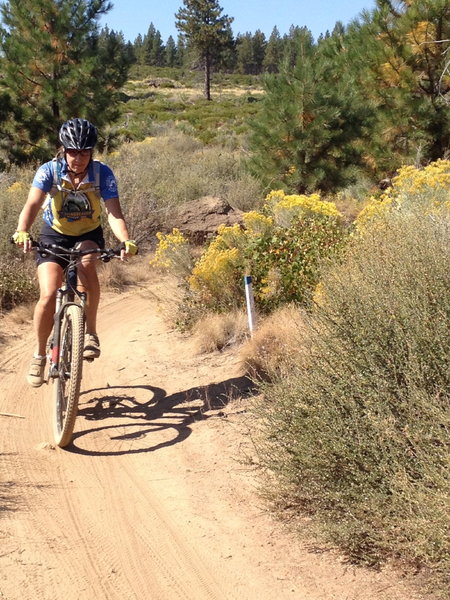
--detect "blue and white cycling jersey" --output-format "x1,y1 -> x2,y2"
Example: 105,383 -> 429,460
32,159 -> 119,236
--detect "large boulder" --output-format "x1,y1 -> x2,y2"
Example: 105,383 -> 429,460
170,196 -> 243,244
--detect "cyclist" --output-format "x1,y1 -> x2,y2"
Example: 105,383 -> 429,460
12,118 -> 138,387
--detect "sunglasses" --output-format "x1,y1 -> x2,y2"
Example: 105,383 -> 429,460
66,149 -> 92,157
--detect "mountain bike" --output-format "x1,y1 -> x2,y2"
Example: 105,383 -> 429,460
33,242 -> 121,448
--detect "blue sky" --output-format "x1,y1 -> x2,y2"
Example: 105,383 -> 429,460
100,0 -> 376,43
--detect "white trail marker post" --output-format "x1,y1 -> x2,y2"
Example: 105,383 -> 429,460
244,275 -> 257,335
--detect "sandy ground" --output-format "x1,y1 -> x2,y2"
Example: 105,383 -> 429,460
0,282 -> 425,600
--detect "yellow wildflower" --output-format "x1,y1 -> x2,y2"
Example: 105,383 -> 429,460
266,191 -> 341,227
243,211 -> 273,236
355,160 -> 450,233
150,229 -> 192,278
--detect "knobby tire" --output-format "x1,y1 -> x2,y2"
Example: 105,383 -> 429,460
53,304 -> 84,448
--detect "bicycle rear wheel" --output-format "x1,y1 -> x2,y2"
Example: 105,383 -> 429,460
53,303 -> 84,448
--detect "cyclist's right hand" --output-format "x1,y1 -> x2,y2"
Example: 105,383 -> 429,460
12,231 -> 33,252
120,239 -> 138,258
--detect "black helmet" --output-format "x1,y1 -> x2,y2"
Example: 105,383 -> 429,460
59,118 -> 98,150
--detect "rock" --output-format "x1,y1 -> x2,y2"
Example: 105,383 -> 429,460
170,196 -> 243,244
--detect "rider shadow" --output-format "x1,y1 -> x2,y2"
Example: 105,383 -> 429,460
70,375 -> 256,456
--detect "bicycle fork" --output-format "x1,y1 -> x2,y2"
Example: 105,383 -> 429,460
48,269 -> 86,379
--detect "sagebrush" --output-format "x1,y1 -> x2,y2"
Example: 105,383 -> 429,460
252,212 -> 450,596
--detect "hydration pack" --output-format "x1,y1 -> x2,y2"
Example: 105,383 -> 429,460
50,158 -> 101,198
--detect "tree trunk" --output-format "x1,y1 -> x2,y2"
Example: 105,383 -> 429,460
52,98 -> 61,121
204,51 -> 211,101
52,66 -> 61,121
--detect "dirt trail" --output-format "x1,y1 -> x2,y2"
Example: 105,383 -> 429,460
0,284 -> 424,600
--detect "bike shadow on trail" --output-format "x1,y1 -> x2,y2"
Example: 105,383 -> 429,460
70,375 -> 257,456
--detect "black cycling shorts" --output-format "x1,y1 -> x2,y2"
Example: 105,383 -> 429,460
36,223 -> 105,269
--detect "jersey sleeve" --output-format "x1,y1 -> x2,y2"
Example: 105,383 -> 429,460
99,163 -> 119,200
31,162 -> 54,193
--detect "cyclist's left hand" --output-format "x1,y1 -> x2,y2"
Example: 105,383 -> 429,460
120,239 -> 138,260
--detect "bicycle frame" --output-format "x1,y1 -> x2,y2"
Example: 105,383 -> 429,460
33,242 -> 120,379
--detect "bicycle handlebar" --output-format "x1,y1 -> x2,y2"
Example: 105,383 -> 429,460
31,241 -> 122,262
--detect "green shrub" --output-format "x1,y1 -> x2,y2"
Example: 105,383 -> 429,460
253,212 -> 450,595
0,167 -> 40,310
247,213 -> 347,311
247,191 -> 348,312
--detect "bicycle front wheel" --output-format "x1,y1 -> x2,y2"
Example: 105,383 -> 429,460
53,304 -> 84,448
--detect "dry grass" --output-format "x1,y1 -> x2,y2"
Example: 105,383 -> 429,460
239,304 -> 311,380
106,128 -> 262,240
98,253 -> 152,292
7,303 -> 34,324
143,269 -> 191,327
125,80 -> 264,99
192,310 -> 248,353
0,302 -> 34,350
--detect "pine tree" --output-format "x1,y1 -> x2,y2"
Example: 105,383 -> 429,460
175,0 -> 234,100
150,30 -> 165,66
133,34 -> 145,64
214,23 -> 235,72
263,26 -> 283,73
176,34 -> 186,67
248,29 -> 372,194
165,36 -> 177,68
0,0 -> 130,163
125,41 -> 136,65
361,0 -> 450,163
282,26 -> 313,69
236,33 -> 254,74
94,28 -> 133,97
237,31 -> 266,75
143,23 -> 157,65
252,30 -> 266,75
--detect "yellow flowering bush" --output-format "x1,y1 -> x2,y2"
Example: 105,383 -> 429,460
355,197 -> 394,232
356,159 -> 450,232
188,238 -> 245,311
265,190 -> 342,227
264,189 -> 285,205
150,228 -> 193,279
188,224 -> 246,309
154,191 -> 347,318
210,223 -> 247,251
242,211 -> 273,236
189,247 -> 240,297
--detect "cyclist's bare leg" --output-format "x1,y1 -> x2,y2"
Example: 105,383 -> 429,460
35,262 -> 64,356
76,240 -> 100,335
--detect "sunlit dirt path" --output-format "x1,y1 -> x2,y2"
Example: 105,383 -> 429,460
0,285 -> 423,600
